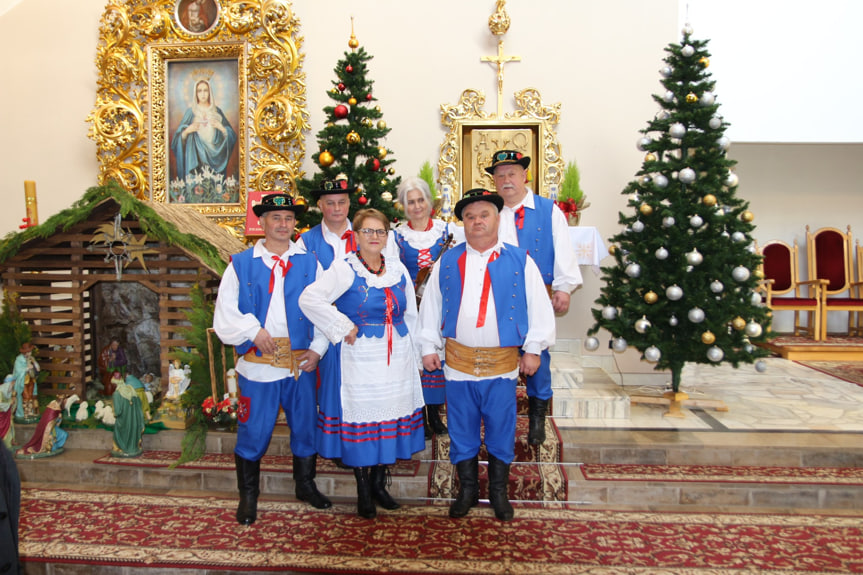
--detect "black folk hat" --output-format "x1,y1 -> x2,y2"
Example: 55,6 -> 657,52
252,193 -> 306,217
312,177 -> 357,199
454,188 -> 504,221
484,149 -> 531,175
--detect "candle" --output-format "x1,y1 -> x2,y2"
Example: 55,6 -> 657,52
226,368 -> 238,396
24,181 -> 39,226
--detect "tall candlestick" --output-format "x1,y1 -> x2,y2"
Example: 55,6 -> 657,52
24,181 -> 39,226
226,368 -> 238,397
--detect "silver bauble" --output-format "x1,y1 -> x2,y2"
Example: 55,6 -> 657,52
681,45 -> 695,57
731,231 -> 746,243
688,307 -> 705,323
625,263 -> 641,278
707,346 -> 724,362
666,285 -> 684,301
663,216 -> 676,228
744,343 -> 755,354
601,306 -> 618,320
660,66 -> 672,78
709,116 -> 722,130
732,266 -> 751,282
663,91 -> 675,103
686,249 -> 703,265
710,280 -> 724,293
635,317 -> 651,334
641,175 -> 652,185
679,167 -> 696,184
725,171 -> 739,186
683,23 -> 694,35
745,321 -> 763,338
612,337 -> 628,352
653,174 -> 669,188
700,91 -> 716,106
750,291 -> 763,306
669,123 -> 686,138
584,337 -> 600,352
755,360 -> 768,373
689,215 -> 704,228
637,137 -> 652,151
631,220 -> 645,233
717,136 -> 731,150
655,246 -> 669,260
644,346 -> 661,362
669,314 -> 679,326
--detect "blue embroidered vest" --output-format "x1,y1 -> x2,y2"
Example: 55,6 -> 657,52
300,225 -> 338,270
516,195 -> 555,285
395,225 -> 450,283
438,243 -> 529,347
231,248 -> 316,354
334,270 -> 410,338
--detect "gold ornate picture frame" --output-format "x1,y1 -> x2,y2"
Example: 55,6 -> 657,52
88,0 -> 309,237
437,88 -> 565,220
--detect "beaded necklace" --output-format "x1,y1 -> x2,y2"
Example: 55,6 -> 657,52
357,252 -> 385,276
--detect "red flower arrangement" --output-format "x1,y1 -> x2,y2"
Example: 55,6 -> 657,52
201,396 -> 236,427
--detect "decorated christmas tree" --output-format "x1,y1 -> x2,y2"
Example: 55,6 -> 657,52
297,22 -> 402,230
585,24 -> 770,393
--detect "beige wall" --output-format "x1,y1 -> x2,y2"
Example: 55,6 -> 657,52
1,0 -> 861,341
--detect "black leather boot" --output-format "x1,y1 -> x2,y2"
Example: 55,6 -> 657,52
527,397 -> 549,445
423,407 -> 433,440
370,465 -> 400,510
293,454 -> 332,509
487,454 -> 514,521
234,453 -> 260,525
353,466 -> 376,519
449,456 -> 479,518
426,404 -> 448,435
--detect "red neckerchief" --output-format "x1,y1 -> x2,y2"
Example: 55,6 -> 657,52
269,255 -> 292,293
459,249 -> 499,328
341,229 -> 357,253
408,218 -> 433,231
514,206 -> 525,230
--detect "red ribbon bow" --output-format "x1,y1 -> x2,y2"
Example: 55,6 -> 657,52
269,255 -> 292,293
342,229 -> 357,253
514,206 -> 525,230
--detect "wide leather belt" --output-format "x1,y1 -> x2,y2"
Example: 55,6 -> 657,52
242,338 -> 304,373
445,338 -> 519,378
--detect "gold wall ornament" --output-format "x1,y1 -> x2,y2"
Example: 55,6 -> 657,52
87,0 -> 309,238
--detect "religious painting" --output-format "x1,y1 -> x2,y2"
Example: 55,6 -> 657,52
175,0 -> 219,35
165,57 -> 241,205
464,127 -> 535,191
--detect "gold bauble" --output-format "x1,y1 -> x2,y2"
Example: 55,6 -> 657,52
701,331 -> 716,344
318,150 -> 334,167
699,57 -> 710,68
349,37 -> 359,49
346,131 -> 361,145
639,203 -> 654,216
731,317 -> 746,330
686,92 -> 698,103
644,291 -> 659,304
741,210 -> 754,222
381,191 -> 393,202
378,146 -> 388,159
702,194 -> 717,206
388,167 -> 395,175
377,120 -> 387,130
608,244 -> 617,254
375,105 -> 382,113
644,153 -> 656,163
363,118 -> 373,127
294,196 -> 306,205
348,97 -> 357,106
330,88 -> 339,95
381,178 -> 388,186
755,268 -> 764,279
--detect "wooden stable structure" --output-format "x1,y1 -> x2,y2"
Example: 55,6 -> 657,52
0,185 -> 246,398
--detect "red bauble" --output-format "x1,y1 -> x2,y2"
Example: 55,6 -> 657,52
334,105 -> 349,119
358,195 -> 368,205
366,93 -> 373,101
337,83 -> 345,91
367,158 -> 380,171
345,65 -> 354,73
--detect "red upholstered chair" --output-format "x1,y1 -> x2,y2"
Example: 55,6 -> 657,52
759,239 -> 825,340
805,225 -> 863,338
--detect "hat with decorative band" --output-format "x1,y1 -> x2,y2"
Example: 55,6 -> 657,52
252,193 -> 306,217
312,177 -> 358,198
484,149 -> 531,174
454,188 -> 504,221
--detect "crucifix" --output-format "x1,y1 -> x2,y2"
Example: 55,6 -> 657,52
481,0 -> 520,118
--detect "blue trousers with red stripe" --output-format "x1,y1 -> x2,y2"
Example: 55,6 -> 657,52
234,371 -> 318,461
445,375 -> 517,465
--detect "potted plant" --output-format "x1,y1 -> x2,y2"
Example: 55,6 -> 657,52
556,160 -> 589,226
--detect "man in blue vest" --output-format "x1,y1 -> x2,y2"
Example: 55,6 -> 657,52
487,150 -> 583,445
298,178 -> 357,270
214,193 -> 332,525
418,188 -> 555,521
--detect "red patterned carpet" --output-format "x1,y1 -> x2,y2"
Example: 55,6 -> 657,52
92,450 -> 420,476
20,488 -> 863,573
581,463 -> 863,485
797,360 -> 863,388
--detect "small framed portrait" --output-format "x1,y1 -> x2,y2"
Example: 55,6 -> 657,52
175,0 -> 219,35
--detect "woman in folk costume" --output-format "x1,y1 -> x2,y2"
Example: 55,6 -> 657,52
299,208 -> 425,519
392,177 -> 451,440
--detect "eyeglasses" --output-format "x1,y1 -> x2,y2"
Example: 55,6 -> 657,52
357,228 -> 387,237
